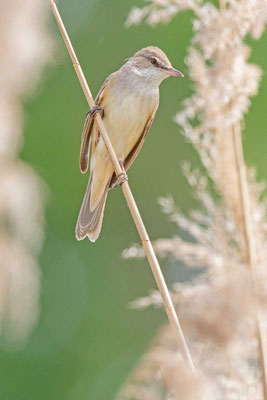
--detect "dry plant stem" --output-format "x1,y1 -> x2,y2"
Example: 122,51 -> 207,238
48,0 -> 195,372
232,123 -> 267,398
218,3 -> 266,396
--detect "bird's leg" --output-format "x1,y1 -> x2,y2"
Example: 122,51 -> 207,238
86,105 -> 104,119
111,161 -> 128,188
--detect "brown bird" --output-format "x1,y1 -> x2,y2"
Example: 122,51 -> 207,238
76,46 -> 183,242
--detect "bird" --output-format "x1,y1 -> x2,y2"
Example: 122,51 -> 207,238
76,46 -> 184,242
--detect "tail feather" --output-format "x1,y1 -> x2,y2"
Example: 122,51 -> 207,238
76,174 -> 110,242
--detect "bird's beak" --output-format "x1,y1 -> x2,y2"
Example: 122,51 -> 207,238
167,68 -> 184,77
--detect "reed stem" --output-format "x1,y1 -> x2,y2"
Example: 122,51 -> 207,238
219,0 -> 267,391
232,123 -> 267,399
48,0 -> 195,372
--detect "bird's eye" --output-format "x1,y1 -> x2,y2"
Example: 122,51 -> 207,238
151,58 -> 158,66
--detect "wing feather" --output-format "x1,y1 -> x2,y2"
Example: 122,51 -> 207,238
124,114 -> 155,172
109,111 -> 157,188
79,72 -> 117,173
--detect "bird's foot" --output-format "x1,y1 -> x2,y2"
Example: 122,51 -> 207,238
111,162 -> 128,188
111,172 -> 128,188
86,105 -> 104,119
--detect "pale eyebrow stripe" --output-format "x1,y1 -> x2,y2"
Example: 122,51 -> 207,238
136,52 -> 168,69
143,54 -> 165,65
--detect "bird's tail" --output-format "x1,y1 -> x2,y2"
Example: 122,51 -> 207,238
75,174 -> 110,242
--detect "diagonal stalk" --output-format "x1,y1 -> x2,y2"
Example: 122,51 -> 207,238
232,123 -> 267,399
48,0 -> 195,372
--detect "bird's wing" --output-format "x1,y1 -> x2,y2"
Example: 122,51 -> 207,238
109,110 -> 157,188
79,115 -> 94,173
79,72 -> 117,173
124,112 -> 156,172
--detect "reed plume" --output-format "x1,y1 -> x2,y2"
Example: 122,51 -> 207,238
0,0 -> 52,345
118,0 -> 267,398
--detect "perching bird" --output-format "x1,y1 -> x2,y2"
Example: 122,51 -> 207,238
76,46 -> 183,242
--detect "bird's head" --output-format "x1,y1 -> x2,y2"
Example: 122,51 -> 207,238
125,46 -> 184,86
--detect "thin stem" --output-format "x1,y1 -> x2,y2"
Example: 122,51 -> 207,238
48,0 -> 195,372
232,123 -> 267,399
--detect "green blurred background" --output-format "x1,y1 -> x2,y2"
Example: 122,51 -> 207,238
0,0 -> 266,399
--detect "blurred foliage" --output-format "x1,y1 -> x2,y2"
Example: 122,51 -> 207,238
0,0 -> 266,399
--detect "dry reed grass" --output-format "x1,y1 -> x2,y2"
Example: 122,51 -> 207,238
118,0 -> 267,398
0,0 -> 52,345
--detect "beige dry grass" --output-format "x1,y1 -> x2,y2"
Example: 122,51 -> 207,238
119,0 -> 267,398
0,0 -> 52,345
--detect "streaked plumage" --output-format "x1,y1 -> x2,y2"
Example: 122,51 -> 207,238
76,46 -> 183,241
